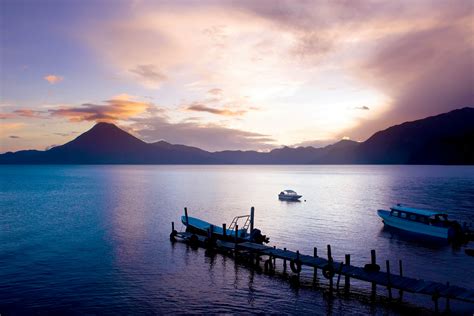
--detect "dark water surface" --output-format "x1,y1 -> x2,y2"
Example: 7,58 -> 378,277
1,165 -> 473,315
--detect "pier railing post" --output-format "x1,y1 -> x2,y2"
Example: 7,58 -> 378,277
344,254 -> 350,293
386,260 -> 392,300
370,249 -> 376,298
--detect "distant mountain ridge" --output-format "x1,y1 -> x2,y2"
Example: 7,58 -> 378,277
1,107 -> 473,164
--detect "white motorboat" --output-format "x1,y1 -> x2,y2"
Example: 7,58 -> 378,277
278,190 -> 302,201
377,204 -> 462,240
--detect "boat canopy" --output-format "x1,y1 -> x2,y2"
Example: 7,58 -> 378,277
282,190 -> 297,194
391,205 -> 447,217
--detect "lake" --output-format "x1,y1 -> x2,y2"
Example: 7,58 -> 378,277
1,165 -> 473,314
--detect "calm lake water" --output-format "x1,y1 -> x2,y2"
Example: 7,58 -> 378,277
1,165 -> 473,315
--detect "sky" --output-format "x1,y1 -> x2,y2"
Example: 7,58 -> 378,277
1,0 -> 473,153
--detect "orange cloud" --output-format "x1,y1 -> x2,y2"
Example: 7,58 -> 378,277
0,113 -> 15,119
49,98 -> 151,122
44,74 -> 63,84
13,109 -> 45,118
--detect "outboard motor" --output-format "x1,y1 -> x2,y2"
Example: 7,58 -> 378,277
250,228 -> 270,244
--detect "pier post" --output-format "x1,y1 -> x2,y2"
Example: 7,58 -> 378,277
250,206 -> 255,232
344,254 -> 350,293
313,247 -> 318,283
184,207 -> 189,227
234,224 -> 239,256
386,260 -> 392,300
370,249 -> 377,298
433,291 -> 439,313
273,246 -> 276,267
223,223 -> 227,238
399,260 -> 403,301
336,262 -> 344,291
296,250 -> 301,282
327,245 -> 333,295
445,282 -> 450,313
283,248 -> 287,274
171,221 -> 175,232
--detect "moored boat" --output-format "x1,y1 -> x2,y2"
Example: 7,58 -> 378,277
278,189 -> 302,201
180,207 -> 269,244
377,204 -> 462,240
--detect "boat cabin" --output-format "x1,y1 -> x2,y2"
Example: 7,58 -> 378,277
280,190 -> 298,196
390,205 -> 451,227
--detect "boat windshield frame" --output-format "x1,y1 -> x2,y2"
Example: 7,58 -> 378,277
391,205 -> 448,218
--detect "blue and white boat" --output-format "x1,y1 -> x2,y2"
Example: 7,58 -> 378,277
181,207 -> 269,244
377,204 -> 462,240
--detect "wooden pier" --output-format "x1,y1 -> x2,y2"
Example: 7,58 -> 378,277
171,227 -> 474,312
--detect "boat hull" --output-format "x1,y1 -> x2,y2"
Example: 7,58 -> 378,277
278,195 -> 302,201
377,209 -> 450,239
181,216 -> 248,240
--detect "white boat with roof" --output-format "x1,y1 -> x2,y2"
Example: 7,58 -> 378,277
377,204 -> 462,240
278,190 -> 302,201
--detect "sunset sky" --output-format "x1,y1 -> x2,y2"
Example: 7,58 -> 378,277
1,0 -> 473,152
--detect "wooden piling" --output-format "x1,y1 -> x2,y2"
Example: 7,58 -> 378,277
283,247 -> 287,274
184,207 -> 189,226
344,254 -> 350,293
223,223 -> 227,238
446,282 -> 450,312
296,250 -> 301,281
234,224 -> 239,255
313,247 -> 318,283
327,245 -> 333,295
433,292 -> 439,313
273,246 -> 276,267
399,260 -> 404,301
171,221 -> 175,232
371,249 -> 376,297
250,206 -> 255,232
386,260 -> 392,300
336,261 -> 344,291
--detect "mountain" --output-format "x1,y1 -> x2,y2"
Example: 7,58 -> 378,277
1,107 -> 473,164
352,107 -> 474,164
0,122 -> 216,164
